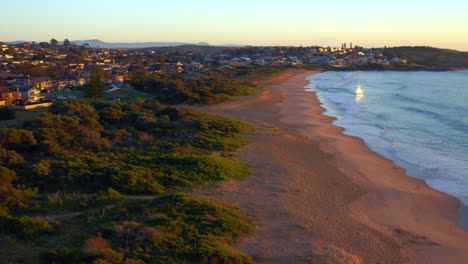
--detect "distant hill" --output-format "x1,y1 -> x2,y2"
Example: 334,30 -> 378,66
70,39 -> 197,49
383,46 -> 468,70
3,39 -> 244,49
71,40 -> 245,49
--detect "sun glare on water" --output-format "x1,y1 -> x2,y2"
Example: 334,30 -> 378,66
355,84 -> 365,102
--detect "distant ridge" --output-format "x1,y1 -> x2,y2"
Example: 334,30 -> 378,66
71,39 -> 202,49
3,39 -> 244,49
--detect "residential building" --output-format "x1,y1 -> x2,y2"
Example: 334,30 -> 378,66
31,77 -> 56,91
56,78 -> 77,90
0,81 -> 19,106
19,86 -> 44,103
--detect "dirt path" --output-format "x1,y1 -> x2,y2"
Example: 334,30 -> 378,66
44,195 -> 160,221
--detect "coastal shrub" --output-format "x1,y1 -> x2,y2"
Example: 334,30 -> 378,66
111,166 -> 166,194
40,248 -> 93,264
33,160 -> 52,177
49,99 -> 99,120
83,235 -> 112,255
190,132 -> 251,151
32,113 -> 105,153
15,216 -> 59,237
0,128 -> 37,151
0,215 -> 59,238
0,146 -> 25,166
196,113 -> 255,133
129,74 -> 260,105
92,249 -> 124,264
0,166 -> 37,216
2,97 -> 255,261
74,193 -> 254,264
96,188 -> 123,201
96,103 -> 124,123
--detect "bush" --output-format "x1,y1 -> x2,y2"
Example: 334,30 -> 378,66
1,215 -> 59,238
83,235 -> 111,255
78,193 -> 254,263
0,166 -> 37,216
49,99 -> 100,120
2,97 -> 256,262
96,188 -> 123,201
130,74 -> 260,105
0,146 -> 25,166
41,248 -> 93,264
0,128 -> 37,151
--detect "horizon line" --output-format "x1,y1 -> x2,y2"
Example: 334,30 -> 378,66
1,39 -> 467,52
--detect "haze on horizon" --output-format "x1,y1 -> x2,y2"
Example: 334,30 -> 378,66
3,0 -> 468,51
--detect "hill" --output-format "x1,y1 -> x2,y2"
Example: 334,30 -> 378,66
70,39 -> 205,49
383,46 -> 468,70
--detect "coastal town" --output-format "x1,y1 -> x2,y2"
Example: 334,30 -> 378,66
0,40 -> 408,108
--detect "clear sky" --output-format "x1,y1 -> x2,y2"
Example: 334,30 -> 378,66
3,0 -> 468,51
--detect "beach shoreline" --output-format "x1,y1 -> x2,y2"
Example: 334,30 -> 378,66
196,69 -> 468,263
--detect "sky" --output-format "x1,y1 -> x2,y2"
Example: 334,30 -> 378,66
2,0 -> 468,51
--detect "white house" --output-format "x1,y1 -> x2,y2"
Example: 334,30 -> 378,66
19,86 -> 44,103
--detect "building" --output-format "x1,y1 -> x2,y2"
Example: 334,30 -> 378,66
0,81 -> 19,107
31,77 -> 56,91
19,86 -> 45,103
56,78 -> 77,90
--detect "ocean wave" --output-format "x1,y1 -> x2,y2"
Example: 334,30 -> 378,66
307,71 -> 468,210
401,107 -> 468,134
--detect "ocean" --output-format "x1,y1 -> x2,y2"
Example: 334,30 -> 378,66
306,70 -> 468,226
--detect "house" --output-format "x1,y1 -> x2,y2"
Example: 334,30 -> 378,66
112,74 -> 125,83
0,81 -> 19,107
309,56 -> 330,65
19,86 -> 44,103
74,76 -> 86,86
31,77 -> 56,92
56,78 -> 77,90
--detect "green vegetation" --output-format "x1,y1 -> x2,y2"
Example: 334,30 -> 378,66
84,64 -> 107,101
103,87 -> 155,103
383,46 -> 468,70
129,73 -> 260,105
0,99 -> 256,263
39,194 -> 254,264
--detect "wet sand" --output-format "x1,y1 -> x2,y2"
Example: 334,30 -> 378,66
196,69 -> 468,263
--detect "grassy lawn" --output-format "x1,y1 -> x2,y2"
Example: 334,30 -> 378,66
45,90 -> 83,100
0,107 -> 48,128
102,87 -> 154,102
45,86 -> 153,104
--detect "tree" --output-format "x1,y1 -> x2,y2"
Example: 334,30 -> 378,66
83,65 -> 106,101
63,38 -> 71,46
50,38 -> 58,45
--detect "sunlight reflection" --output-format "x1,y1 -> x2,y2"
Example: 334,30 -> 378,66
355,84 -> 365,102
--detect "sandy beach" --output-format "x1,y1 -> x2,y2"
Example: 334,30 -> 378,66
195,69 -> 468,263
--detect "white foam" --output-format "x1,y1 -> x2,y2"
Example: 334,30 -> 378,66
307,71 -> 468,211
